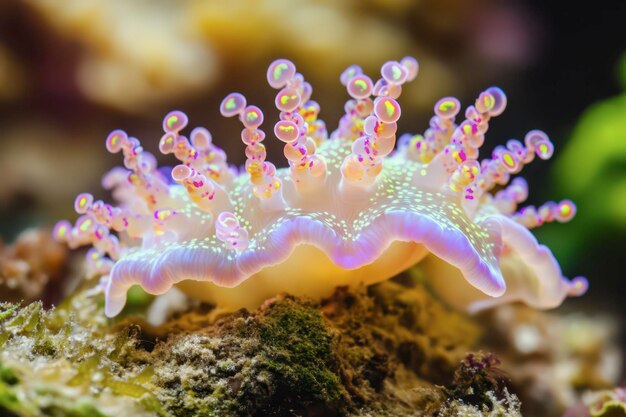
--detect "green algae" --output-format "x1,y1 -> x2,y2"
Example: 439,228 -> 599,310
0,382 -> 22,415
0,305 -> 17,322
0,290 -> 160,417
42,401 -> 108,417
259,299 -> 344,405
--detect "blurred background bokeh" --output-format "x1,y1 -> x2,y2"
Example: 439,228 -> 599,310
0,0 -> 623,317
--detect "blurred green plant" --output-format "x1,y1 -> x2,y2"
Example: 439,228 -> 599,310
538,53 -> 626,267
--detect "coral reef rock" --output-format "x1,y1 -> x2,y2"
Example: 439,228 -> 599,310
0,274 -> 524,416
0,228 -> 69,305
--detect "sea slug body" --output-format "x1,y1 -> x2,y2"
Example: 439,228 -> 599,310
54,57 -> 587,317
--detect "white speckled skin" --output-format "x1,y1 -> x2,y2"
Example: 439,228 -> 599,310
104,139 -> 575,317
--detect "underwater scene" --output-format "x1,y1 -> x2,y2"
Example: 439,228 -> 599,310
0,0 -> 624,416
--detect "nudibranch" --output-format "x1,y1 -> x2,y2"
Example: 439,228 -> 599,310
54,57 -> 588,317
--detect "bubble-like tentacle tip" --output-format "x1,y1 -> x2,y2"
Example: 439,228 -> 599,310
53,57 -> 587,317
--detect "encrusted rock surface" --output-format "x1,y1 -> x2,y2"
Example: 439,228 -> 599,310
0,272 -> 522,417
